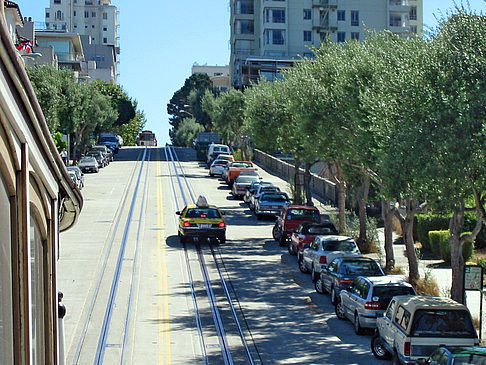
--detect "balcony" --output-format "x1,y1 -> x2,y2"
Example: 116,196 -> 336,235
389,0 -> 410,13
312,0 -> 337,8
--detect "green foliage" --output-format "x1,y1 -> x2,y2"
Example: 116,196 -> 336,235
52,131 -> 67,151
174,118 -> 205,147
429,230 -> 474,263
94,82 -> 136,127
113,110 -> 146,146
342,214 -> 380,254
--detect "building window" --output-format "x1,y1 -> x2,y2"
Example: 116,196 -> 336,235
337,32 -> 345,43
92,11 -> 96,17
85,25 -> 88,28
103,27 -> 107,31
30,215 -> 45,365
409,6 -> 417,20
351,32 -> 359,40
351,11 -> 359,26
235,0 -> 254,15
265,29 -> 285,45
85,1 -> 93,4
303,9 -> 311,20
92,25 -> 95,28
103,37 -> 107,43
410,25 -> 417,34
265,8 -> 285,23
235,19 -> 254,34
337,10 -> 345,21
74,24 -> 77,28
46,12 -> 50,18
303,30 -> 312,42
92,37 -> 95,42
303,52 -> 313,58
103,12 -> 107,20
73,11 -> 76,16
84,11 -> 89,18
0,174 -> 13,364
390,14 -> 402,26
56,10 -> 63,20
54,0 -> 61,3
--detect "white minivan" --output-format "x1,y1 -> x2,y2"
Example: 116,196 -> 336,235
207,143 -> 230,165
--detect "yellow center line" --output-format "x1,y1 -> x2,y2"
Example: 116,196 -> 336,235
157,149 -> 171,364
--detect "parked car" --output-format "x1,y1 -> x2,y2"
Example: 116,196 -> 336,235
77,156 -> 99,173
249,184 -> 280,210
216,154 -> 234,163
225,161 -> 257,186
231,174 -> 261,199
85,150 -> 106,168
91,145 -> 113,162
272,205 -> 322,246
244,181 -> 274,204
207,143 -> 231,165
67,171 -> 79,187
371,296 -> 479,364
254,191 -> 290,219
317,256 -> 385,304
288,221 -> 339,255
335,276 -> 416,335
419,346 -> 486,365
209,159 -> 230,176
67,166 -> 84,189
299,236 -> 361,281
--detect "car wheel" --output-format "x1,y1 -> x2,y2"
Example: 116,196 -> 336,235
331,286 -> 338,305
180,235 -> 186,244
287,243 -> 295,255
210,172 -> 214,177
219,236 -> 226,244
371,334 -> 391,360
272,225 -> 280,241
335,301 -> 346,320
315,275 -> 325,294
311,266 -> 318,283
354,313 -> 364,335
298,258 -> 309,273
279,234 -> 287,247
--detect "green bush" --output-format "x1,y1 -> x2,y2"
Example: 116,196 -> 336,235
428,230 -> 474,263
416,214 -> 449,252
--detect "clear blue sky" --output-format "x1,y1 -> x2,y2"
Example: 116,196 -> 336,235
14,0 -> 486,144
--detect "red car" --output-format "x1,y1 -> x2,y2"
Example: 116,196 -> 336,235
288,221 -> 339,255
272,205 -> 321,246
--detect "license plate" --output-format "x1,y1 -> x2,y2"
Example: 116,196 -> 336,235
199,224 -> 211,229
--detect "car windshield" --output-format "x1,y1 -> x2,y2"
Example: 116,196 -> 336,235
372,286 -> 416,308
185,208 -> 221,219
341,260 -> 382,276
260,194 -> 289,202
213,160 -> 229,166
286,209 -> 320,222
232,162 -> 252,168
323,240 -> 356,251
79,157 -> 94,163
410,310 -> 476,338
453,354 -> 486,364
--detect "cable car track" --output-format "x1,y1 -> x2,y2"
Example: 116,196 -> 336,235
165,145 -> 261,365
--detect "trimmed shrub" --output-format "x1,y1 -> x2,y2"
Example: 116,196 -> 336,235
428,230 -> 447,258
416,214 -> 449,252
428,230 -> 474,263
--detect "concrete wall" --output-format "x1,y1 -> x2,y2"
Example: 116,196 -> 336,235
253,149 -> 337,204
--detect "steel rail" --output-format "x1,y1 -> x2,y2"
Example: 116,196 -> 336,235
72,149 -> 144,365
93,147 -> 148,365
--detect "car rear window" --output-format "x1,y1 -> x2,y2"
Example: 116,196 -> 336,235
340,260 -> 383,276
372,286 -> 416,308
323,240 -> 356,251
232,163 -> 252,168
185,208 -> 221,219
260,194 -> 289,202
286,209 -> 320,222
410,309 -> 476,338
237,176 -> 258,183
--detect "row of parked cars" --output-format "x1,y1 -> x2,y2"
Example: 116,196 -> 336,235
204,153 -> 484,364
67,145 -> 116,189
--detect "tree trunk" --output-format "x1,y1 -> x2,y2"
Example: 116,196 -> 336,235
382,199 -> 395,272
357,176 -> 370,251
294,159 -> 303,205
304,162 -> 313,206
449,205 -> 465,303
404,200 -> 420,285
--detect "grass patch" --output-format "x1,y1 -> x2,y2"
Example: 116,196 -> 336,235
410,271 -> 440,296
384,265 -> 405,275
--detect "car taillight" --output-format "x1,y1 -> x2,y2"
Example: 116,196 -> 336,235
319,256 -> 327,264
219,222 -> 226,228
339,280 -> 352,286
183,221 -> 190,227
364,302 -> 381,310
404,342 -> 411,356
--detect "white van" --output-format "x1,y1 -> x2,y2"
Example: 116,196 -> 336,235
207,143 -> 231,165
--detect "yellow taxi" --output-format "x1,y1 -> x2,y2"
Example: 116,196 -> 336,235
176,196 -> 226,243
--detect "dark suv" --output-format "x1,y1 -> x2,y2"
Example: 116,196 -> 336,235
272,205 -> 321,246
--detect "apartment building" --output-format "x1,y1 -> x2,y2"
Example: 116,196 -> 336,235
230,0 -> 423,88
44,0 -> 119,83
192,64 -> 231,92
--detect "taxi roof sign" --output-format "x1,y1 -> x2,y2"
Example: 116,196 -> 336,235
196,195 -> 209,207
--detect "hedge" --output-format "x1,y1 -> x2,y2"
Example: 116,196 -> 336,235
428,230 -> 474,263
416,213 -> 486,251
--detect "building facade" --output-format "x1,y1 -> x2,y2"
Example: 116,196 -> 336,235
44,0 -> 119,83
230,0 -> 423,88
0,1 -> 82,364
192,64 -> 231,92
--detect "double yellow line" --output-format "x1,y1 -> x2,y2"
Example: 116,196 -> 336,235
156,149 -> 171,364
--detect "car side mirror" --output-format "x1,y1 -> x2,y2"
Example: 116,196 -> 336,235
176,211 -> 181,215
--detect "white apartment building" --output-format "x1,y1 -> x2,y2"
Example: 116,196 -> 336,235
230,0 -> 423,88
44,0 -> 119,83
